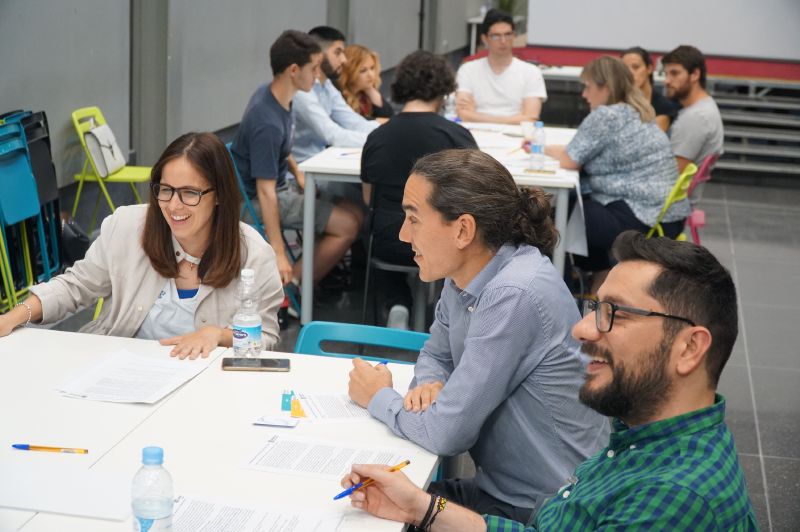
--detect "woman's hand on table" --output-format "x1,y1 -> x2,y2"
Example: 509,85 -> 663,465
160,326 -> 223,359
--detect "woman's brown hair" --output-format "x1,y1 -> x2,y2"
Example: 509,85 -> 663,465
410,149 -> 559,257
142,132 -> 243,288
338,44 -> 382,115
581,56 -> 655,123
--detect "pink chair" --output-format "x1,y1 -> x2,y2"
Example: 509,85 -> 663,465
685,153 -> 720,245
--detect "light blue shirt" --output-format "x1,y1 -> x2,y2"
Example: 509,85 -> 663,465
567,103 -> 689,225
291,78 -> 380,162
368,244 -> 609,509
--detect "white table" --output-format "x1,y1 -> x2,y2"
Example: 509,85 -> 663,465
298,124 -> 580,325
0,329 -> 437,531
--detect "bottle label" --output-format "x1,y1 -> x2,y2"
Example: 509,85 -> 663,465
233,325 -> 262,350
133,515 -> 171,531
531,145 -> 543,155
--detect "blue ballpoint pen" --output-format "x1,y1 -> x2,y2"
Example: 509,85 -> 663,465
333,460 -> 410,500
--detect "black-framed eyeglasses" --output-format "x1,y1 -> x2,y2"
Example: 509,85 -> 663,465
487,31 -> 515,42
151,183 -> 215,206
580,298 -> 696,333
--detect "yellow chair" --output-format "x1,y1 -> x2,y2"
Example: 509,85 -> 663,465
646,163 -> 698,240
71,107 -> 151,231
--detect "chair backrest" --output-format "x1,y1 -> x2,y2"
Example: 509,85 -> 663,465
0,122 -> 41,224
294,321 -> 429,363
71,106 -> 107,177
687,153 -> 720,197
225,142 -> 265,238
9,111 -> 58,205
646,162 -> 698,238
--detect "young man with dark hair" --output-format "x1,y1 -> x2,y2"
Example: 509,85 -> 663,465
342,231 -> 757,531
348,150 -> 608,523
291,25 -> 381,164
231,30 -> 361,292
663,45 -> 724,172
456,9 -> 547,124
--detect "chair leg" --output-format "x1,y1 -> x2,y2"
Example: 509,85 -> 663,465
0,229 -> 17,309
129,181 -> 143,204
35,215 -> 52,281
88,192 -> 103,234
72,176 -> 86,218
97,179 -> 116,214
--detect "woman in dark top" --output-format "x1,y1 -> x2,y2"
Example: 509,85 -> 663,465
621,46 -> 680,132
338,45 -> 395,120
361,50 -> 477,327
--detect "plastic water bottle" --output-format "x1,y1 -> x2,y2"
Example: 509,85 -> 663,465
132,447 -> 173,532
443,92 -> 458,121
530,121 -> 546,171
232,268 -> 263,357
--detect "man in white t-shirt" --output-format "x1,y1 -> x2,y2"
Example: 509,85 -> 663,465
456,9 -> 547,124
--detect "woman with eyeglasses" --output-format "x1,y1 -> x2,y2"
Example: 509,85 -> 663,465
621,46 -> 680,132
0,132 -> 283,358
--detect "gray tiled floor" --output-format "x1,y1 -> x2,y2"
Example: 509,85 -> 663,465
699,182 -> 800,531
50,181 -> 799,531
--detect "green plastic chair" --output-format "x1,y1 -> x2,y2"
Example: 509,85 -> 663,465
71,106 -> 151,231
646,162 -> 698,240
294,321 -> 429,364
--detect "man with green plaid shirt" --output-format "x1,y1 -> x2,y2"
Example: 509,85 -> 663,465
340,231 -> 758,531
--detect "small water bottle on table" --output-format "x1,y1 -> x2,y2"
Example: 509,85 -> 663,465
232,268 -> 263,358
529,121 -> 547,171
132,446 -> 173,532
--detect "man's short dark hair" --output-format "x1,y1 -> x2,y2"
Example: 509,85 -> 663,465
270,30 -> 321,76
390,50 -> 456,104
481,8 -> 514,35
662,45 -> 707,89
308,26 -> 346,47
612,231 -> 738,387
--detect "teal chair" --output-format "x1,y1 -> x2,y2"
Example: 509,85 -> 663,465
294,321 -> 429,364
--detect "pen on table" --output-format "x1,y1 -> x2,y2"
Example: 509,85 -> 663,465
12,444 -> 89,454
333,459 -> 411,500
379,360 -> 389,365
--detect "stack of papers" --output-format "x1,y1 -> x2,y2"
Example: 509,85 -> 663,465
55,349 -> 210,404
174,495 -> 343,532
246,434 -> 414,481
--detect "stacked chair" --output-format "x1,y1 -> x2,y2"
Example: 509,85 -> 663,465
0,110 -> 59,311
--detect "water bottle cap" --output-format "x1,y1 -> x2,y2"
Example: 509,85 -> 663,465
535,121 -> 544,128
241,268 -> 255,280
142,446 -> 163,465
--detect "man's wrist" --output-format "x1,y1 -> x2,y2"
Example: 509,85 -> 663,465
412,491 -> 434,527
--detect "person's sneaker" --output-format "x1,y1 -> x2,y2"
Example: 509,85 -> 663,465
386,305 -> 410,330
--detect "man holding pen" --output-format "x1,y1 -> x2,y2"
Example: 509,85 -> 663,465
343,232 -> 757,531
347,150 -> 607,523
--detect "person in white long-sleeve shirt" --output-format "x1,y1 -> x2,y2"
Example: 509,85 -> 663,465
292,26 -> 381,164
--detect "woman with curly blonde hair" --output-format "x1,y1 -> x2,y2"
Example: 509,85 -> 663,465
338,44 -> 394,120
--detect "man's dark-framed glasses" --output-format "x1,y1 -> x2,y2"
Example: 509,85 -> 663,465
580,298 -> 696,333
151,183 -> 215,206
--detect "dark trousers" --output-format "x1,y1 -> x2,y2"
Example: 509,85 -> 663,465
576,198 -> 684,272
425,477 -> 536,525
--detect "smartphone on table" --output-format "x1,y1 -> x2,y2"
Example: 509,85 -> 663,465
221,358 -> 290,372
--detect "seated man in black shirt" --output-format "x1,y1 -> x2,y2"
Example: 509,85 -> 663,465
360,50 -> 477,328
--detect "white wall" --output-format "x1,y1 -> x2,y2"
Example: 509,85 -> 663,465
0,0 -> 131,188
348,0 -> 420,72
166,0 -> 328,139
527,0 -> 800,61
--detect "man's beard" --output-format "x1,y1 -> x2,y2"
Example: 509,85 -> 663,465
321,56 -> 339,81
667,81 -> 691,101
578,338 -> 673,424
